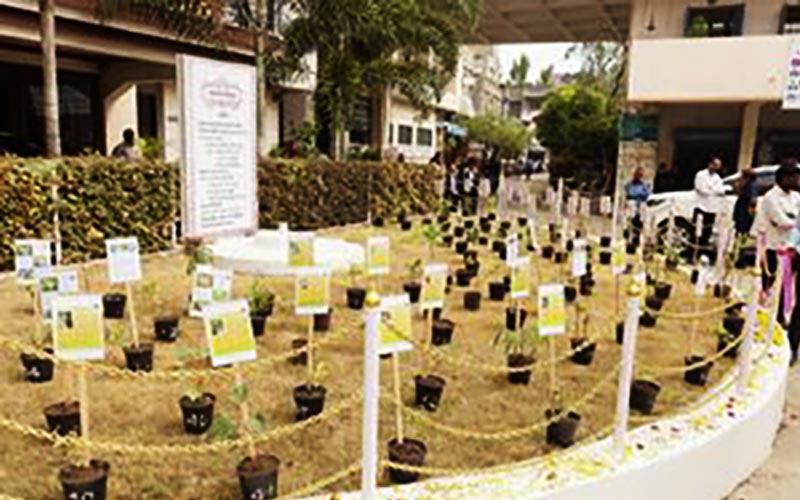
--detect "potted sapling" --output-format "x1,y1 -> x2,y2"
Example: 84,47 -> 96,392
44,398 -> 81,437
403,259 -> 424,304
545,391 -> 582,448
209,381 -> 280,500
629,373 -> 661,415
494,324 -> 540,385
59,458 -> 110,500
345,265 -> 367,310
462,251 -> 482,312
716,323 -> 740,359
20,287 -> 55,383
569,303 -> 596,366
249,280 -> 275,337
179,383 -> 216,435
294,362 -> 328,421
109,323 -> 154,372
140,282 -> 181,343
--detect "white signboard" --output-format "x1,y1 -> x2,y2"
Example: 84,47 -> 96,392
783,40 -> 800,110
39,269 -> 79,322
53,294 -> 104,361
14,239 -> 51,285
202,299 -> 257,367
178,54 -> 258,238
105,237 -> 142,283
571,239 -> 588,278
506,233 -> 519,265
538,284 -> 566,336
190,265 -> 233,317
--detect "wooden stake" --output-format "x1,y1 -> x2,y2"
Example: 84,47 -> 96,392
235,369 -> 257,459
307,315 -> 315,383
77,363 -> 90,465
81,263 -> 91,294
126,282 -> 140,348
391,354 -> 404,444
548,335 -> 557,406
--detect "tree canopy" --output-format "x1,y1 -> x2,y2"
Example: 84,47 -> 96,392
535,84 -> 619,190
461,114 -> 534,159
509,54 -> 530,87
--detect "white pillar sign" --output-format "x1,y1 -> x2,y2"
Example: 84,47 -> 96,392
178,54 -> 258,239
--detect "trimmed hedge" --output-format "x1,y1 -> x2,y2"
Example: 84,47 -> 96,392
0,155 -> 439,270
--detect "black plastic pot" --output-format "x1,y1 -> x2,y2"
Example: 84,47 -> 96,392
441,221 -> 452,233
630,380 -> 660,415
237,454 -> 280,500
346,287 -> 367,310
554,251 -> 567,264
570,338 -> 596,366
465,260 -> 480,278
250,315 -> 267,337
102,293 -> 126,319
626,243 -> 638,255
179,393 -> 215,434
454,240 -> 468,255
505,307 -> 528,331
488,281 -> 506,301
503,275 -> 512,292
45,401 -> 81,436
20,348 -> 54,383
387,438 -> 427,484
599,251 -> 612,265
666,258 -> 679,270
723,315 -> 745,336
313,309 -> 332,332
480,224 -> 492,235
600,236 -> 612,248
442,234 -> 454,246
691,269 -> 700,284
488,213 -> 497,221
500,220 -> 512,231
518,217 -> 528,227
640,312 -> 657,328
464,220 -> 475,229
684,356 -> 714,386
492,240 -> 505,253
293,384 -> 327,421
463,291 -> 481,311
566,240 -> 574,252
59,460 -> 109,500
422,217 -> 432,225
542,245 -> 554,259
565,286 -> 578,304
479,236 -> 489,246
154,316 -> 180,342
645,296 -> 663,312
654,282 -> 673,301
725,302 -> 746,316
290,338 -> 308,366
545,409 -> 581,448
372,216 -> 385,227
455,269 -> 472,287
579,281 -> 593,297
414,374 -> 446,412
432,319 -> 455,346
124,343 -> 154,372
714,284 -> 732,299
616,322 -> 625,345
454,226 -> 465,238
507,354 -> 533,384
401,220 -> 413,231
436,214 -> 448,224
403,282 -> 422,303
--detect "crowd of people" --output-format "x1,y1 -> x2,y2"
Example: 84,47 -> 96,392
626,157 -> 800,365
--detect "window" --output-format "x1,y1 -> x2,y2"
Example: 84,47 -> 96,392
508,101 -> 522,119
684,5 -> 745,38
348,98 -> 372,145
416,127 -> 433,147
781,5 -> 800,35
397,125 -> 413,145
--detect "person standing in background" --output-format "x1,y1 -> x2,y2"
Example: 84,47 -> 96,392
693,157 -> 726,259
733,168 -> 758,236
625,167 -> 651,241
752,159 -> 800,365
111,128 -> 140,162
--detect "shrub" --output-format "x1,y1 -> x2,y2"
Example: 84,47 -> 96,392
0,155 -> 439,270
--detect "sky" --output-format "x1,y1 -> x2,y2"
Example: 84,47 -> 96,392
495,43 -> 583,83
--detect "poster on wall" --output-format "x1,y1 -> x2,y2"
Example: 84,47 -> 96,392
783,40 -> 800,110
177,54 -> 258,239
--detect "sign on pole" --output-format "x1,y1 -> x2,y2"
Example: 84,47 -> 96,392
366,236 -> 391,276
378,295 -> 413,355
53,294 -> 104,361
571,239 -> 588,278
538,284 -> 566,336
177,54 -> 258,238
783,40 -> 800,110
105,237 -> 142,283
288,232 -> 315,267
202,299 -> 257,367
420,263 -> 448,310
190,265 -> 233,317
38,269 -> 79,322
295,267 -> 331,315
510,256 -> 531,299
14,239 -> 52,285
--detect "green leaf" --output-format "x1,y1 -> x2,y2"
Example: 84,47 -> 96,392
230,383 -> 249,405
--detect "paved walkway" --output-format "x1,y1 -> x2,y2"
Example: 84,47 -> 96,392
728,367 -> 800,500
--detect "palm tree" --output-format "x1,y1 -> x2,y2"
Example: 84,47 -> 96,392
39,0 -> 60,157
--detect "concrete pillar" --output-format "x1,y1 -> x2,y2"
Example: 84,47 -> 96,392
737,102 -> 762,171
162,80 -> 181,163
104,83 -> 137,154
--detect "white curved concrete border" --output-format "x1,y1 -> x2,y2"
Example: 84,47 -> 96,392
209,230 -> 364,276
314,319 -> 789,500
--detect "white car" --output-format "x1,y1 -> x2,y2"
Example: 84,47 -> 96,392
643,165 -> 778,238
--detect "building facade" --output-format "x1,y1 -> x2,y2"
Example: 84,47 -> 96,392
627,0 -> 800,190
0,0 -> 282,160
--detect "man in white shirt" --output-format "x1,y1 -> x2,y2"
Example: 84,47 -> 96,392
693,157 -> 727,261
753,159 -> 800,364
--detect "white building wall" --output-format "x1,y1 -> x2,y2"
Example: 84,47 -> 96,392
104,83 -> 137,154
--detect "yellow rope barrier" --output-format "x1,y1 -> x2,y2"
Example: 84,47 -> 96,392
396,366 -> 619,441
0,392 -> 361,457
278,461 -> 361,499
